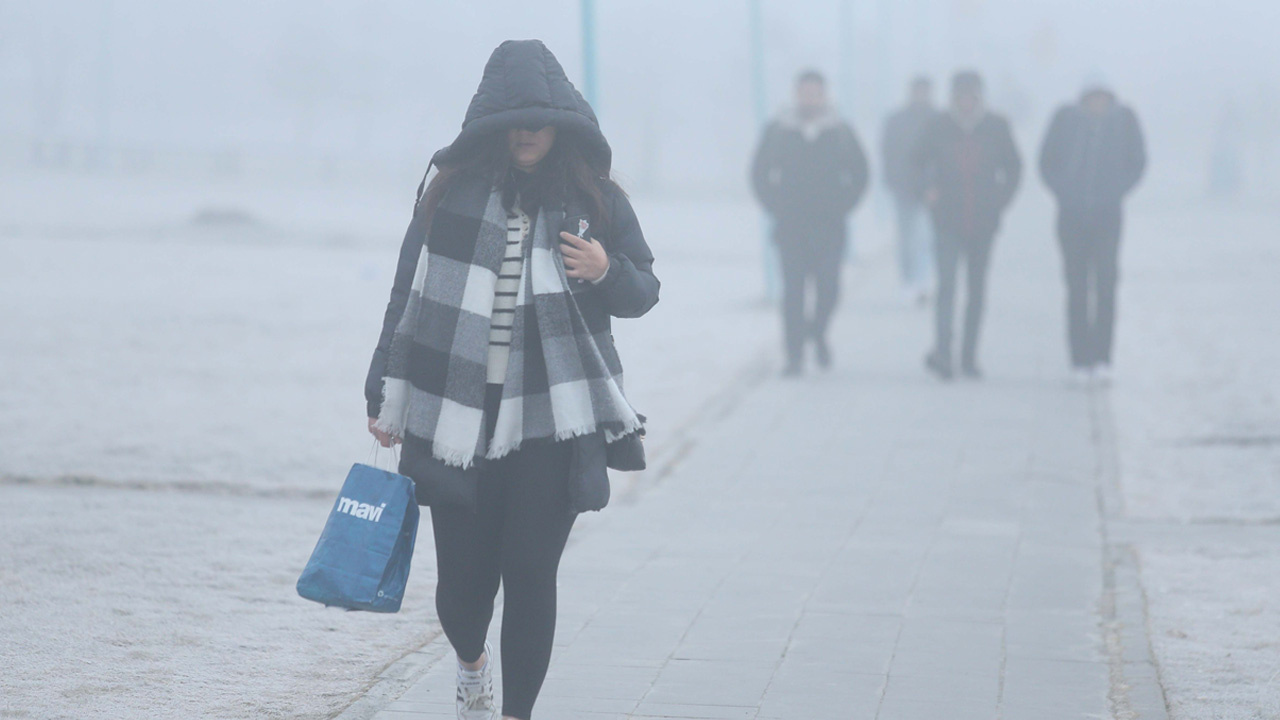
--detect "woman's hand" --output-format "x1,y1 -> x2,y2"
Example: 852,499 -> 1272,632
559,232 -> 610,282
368,417 -> 401,448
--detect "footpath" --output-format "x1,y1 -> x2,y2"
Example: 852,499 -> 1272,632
342,197 -> 1169,719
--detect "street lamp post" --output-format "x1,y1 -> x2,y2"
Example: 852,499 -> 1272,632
581,0 -> 599,109
749,0 -> 779,303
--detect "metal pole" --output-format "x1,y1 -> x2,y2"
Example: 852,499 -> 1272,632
838,0 -> 859,261
749,0 -> 767,125
94,0 -> 114,169
749,0 -> 779,303
838,0 -> 855,118
580,0 -> 599,109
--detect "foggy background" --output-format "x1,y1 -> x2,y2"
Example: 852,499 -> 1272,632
3,0 -> 1279,203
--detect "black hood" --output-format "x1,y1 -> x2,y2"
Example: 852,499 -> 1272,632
431,39 -> 611,173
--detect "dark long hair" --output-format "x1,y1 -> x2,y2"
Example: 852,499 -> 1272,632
417,130 -> 618,230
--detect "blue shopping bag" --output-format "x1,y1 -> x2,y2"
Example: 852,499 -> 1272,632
297,462 -> 420,613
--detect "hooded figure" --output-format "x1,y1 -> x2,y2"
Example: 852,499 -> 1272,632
362,40 -> 659,720
751,69 -> 869,375
1039,82 -> 1146,381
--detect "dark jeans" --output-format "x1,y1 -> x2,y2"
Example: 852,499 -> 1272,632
932,228 -> 996,366
431,386 -> 576,720
778,240 -> 844,365
1057,205 -> 1122,368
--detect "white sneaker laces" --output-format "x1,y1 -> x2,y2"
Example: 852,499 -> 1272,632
456,644 -> 497,720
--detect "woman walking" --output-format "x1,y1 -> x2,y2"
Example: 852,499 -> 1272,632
363,40 -> 659,720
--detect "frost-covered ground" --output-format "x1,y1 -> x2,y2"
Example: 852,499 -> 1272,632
0,171 -> 779,719
1112,205 -> 1280,719
4,165 -> 1277,719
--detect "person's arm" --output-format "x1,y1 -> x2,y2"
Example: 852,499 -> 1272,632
997,118 -> 1023,211
1120,108 -> 1148,197
750,123 -> 782,215
591,186 -> 660,319
839,124 -> 871,214
1038,109 -> 1068,197
364,204 -> 429,419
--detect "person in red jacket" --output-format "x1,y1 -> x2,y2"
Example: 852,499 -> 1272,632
913,71 -> 1022,380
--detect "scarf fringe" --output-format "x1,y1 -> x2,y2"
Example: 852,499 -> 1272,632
374,378 -> 409,437
483,413 -> 646,464
432,444 -> 480,471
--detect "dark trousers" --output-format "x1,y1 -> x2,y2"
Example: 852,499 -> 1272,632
778,240 -> 843,364
1057,205 -> 1122,368
431,387 -> 576,720
932,228 -> 996,366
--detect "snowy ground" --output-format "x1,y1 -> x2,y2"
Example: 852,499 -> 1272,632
1111,205 -> 1280,720
3,165 -> 1277,719
0,173 -> 780,719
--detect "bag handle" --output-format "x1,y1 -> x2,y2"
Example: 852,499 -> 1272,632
368,437 -> 400,472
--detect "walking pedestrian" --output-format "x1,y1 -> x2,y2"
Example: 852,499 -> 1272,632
751,69 -> 869,376
1039,79 -> 1146,384
913,71 -> 1022,380
882,76 -> 938,305
364,40 -> 659,720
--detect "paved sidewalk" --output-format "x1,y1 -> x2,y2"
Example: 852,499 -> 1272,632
355,201 -> 1164,719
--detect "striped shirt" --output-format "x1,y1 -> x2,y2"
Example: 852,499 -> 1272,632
487,207 -> 529,384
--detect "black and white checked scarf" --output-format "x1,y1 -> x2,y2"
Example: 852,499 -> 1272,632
375,174 -> 641,469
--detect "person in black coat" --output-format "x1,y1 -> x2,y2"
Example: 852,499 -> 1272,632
882,76 -> 938,303
752,70 -> 869,376
1039,83 -> 1146,383
363,40 -> 658,720
913,71 -> 1022,380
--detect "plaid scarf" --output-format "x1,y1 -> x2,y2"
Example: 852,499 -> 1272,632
374,174 -> 641,469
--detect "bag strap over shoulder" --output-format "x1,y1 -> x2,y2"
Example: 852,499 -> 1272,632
413,160 -> 437,212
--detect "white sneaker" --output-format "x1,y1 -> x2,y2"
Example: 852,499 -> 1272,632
1093,364 -> 1113,386
456,642 -> 497,720
1069,367 -> 1094,388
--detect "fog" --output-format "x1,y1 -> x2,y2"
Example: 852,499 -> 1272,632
3,2 -> 1279,719
4,1 -> 1279,199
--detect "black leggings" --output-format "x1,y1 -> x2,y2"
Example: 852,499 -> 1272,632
430,435 -> 575,720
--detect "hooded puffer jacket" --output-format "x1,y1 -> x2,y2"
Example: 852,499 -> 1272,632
364,40 -> 659,514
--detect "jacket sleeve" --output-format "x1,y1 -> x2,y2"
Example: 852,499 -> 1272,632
1038,108 -> 1069,197
1119,108 -> 1148,197
593,186 -> 660,319
996,118 -> 1023,211
364,207 -> 429,419
839,124 -> 871,214
750,123 -> 783,215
